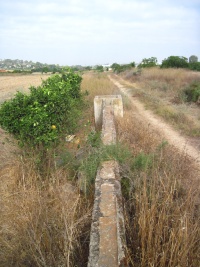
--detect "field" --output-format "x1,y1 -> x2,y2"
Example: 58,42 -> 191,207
0,74 -> 51,104
0,71 -> 199,266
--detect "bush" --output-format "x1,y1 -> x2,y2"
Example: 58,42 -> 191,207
184,81 -> 200,102
0,69 -> 83,149
138,57 -> 157,68
161,56 -> 189,68
189,62 -> 200,71
111,62 -> 135,73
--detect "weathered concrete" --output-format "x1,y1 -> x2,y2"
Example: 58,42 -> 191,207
94,95 -> 123,130
101,105 -> 116,145
88,96 -> 126,267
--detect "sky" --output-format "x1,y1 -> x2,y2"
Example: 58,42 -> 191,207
0,0 -> 200,66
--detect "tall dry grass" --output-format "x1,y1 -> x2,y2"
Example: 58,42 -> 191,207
0,136 -> 92,267
1,71 -> 199,266
117,107 -> 200,266
0,72 -> 119,266
117,67 -> 200,136
81,72 -> 118,99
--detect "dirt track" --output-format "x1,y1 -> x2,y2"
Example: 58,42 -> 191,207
109,75 -> 200,175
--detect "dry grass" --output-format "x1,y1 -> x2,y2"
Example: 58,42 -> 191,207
118,67 -> 200,136
80,72 -> 119,126
81,72 -> 119,99
1,71 -> 199,266
0,74 -> 51,103
0,134 -> 92,267
0,72 -> 119,267
116,106 -> 200,266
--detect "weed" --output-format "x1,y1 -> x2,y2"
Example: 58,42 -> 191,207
184,81 -> 200,103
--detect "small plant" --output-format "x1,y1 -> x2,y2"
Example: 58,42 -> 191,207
87,130 -> 102,148
184,81 -> 200,102
78,143 -> 133,194
131,152 -> 153,171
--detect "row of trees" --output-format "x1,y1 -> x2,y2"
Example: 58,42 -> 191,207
112,55 -> 200,72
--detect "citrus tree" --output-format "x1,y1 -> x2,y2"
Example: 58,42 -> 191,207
0,69 -> 83,150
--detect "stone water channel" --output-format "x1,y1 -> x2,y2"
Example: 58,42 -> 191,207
87,95 -> 127,267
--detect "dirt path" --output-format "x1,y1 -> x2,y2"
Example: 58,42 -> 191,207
109,75 -> 200,174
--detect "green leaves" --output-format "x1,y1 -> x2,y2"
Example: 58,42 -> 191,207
161,56 -> 188,68
0,70 -> 83,149
138,57 -> 158,68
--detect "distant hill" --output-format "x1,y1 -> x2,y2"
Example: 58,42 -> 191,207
0,59 -> 62,72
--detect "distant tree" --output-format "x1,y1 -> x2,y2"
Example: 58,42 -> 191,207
95,65 -> 104,72
111,62 -> 135,73
111,63 -> 121,73
161,56 -> 188,68
42,66 -> 49,73
84,66 -> 92,71
189,62 -> 200,71
189,55 -> 198,63
138,57 -> 157,68
130,61 -> 136,67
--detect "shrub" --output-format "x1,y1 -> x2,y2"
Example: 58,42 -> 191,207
161,56 -> 189,68
111,62 -> 135,73
184,81 -> 200,102
138,57 -> 157,68
0,69 -> 83,150
189,62 -> 200,71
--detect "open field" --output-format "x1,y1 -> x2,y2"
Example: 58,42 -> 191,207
0,74 -> 51,103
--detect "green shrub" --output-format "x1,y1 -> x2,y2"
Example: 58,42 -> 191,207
189,62 -> 200,71
161,56 -> 189,68
0,69 -> 83,149
184,81 -> 200,102
138,57 -> 157,68
111,62 -> 135,73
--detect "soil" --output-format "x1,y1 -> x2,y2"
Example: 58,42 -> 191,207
109,75 -> 200,176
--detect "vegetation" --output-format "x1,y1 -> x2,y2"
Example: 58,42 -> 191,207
138,57 -> 158,68
95,65 -> 104,72
116,108 -> 199,267
0,68 -> 199,267
161,56 -> 189,68
111,62 -> 135,73
189,61 -> 200,71
116,66 -> 200,136
0,69 -> 84,175
184,81 -> 200,103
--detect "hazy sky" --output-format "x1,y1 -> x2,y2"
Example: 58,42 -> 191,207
0,0 -> 200,66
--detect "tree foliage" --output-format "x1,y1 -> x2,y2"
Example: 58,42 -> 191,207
111,62 -> 135,73
189,62 -> 200,71
160,56 -> 188,68
0,69 -> 83,149
138,57 -> 157,68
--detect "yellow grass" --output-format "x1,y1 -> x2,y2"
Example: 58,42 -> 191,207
118,67 -> 200,136
116,105 -> 200,266
0,72 -> 118,266
0,72 -> 199,266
